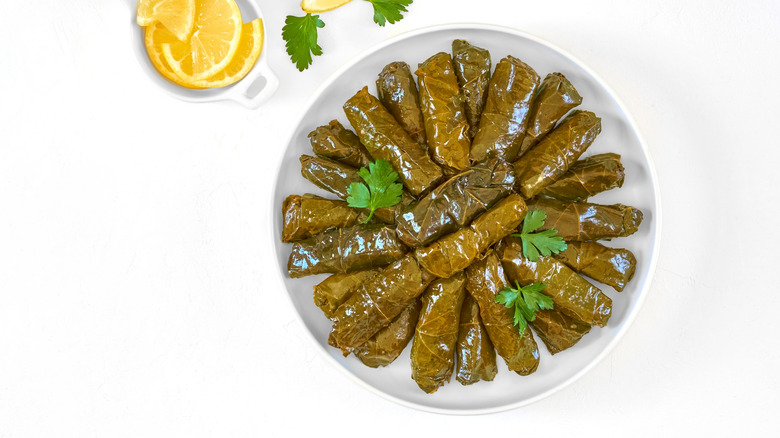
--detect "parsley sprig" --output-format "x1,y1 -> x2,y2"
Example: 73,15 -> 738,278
367,0 -> 413,26
282,14 -> 326,72
511,210 -> 567,262
495,281 -> 554,335
282,1 -> 414,71
346,159 -> 403,223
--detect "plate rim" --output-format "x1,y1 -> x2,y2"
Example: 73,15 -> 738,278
268,22 -> 662,415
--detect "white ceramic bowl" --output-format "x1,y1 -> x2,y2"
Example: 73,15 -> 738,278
271,24 -> 661,414
130,0 -> 278,108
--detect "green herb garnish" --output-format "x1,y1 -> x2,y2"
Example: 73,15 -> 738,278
511,210 -> 567,262
495,281 -> 554,335
282,13 -> 326,72
282,1 -> 414,71
346,159 -> 403,223
365,0 -> 413,26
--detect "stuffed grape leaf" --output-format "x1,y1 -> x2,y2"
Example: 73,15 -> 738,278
513,110 -> 601,198
455,294 -> 498,385
452,39 -> 491,139
470,56 -> 540,163
376,62 -> 427,149
416,52 -> 471,174
526,197 -> 643,241
287,223 -> 408,278
410,271 -> 467,393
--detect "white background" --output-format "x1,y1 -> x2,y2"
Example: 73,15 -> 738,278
1,0 -> 779,436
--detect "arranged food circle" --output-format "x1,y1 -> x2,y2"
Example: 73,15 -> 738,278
274,27 -> 657,411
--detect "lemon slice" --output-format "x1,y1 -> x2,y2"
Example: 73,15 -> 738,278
160,0 -> 243,81
301,0 -> 353,13
137,0 -> 196,41
163,19 -> 264,89
145,21 -> 198,88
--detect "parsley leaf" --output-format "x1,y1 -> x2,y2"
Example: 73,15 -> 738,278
346,159 -> 403,222
365,0 -> 413,26
495,281 -> 554,335
512,210 -> 568,261
282,13 -> 325,71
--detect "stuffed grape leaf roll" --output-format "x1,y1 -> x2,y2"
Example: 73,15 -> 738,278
536,153 -> 625,202
300,154 -> 360,200
308,120 -> 372,169
414,194 -> 528,279
287,223 -> 408,278
465,250 -> 540,375
526,197 -> 643,241
344,86 -> 443,196
456,294 -> 498,385
376,62 -> 427,149
470,56 -> 540,164
353,298 -> 421,368
515,72 -> 583,158
497,236 -> 612,327
410,271 -> 467,393
329,254 -> 435,354
452,39 -> 491,139
395,158 -> 515,248
416,52 -> 471,174
282,194 -> 362,243
513,110 -> 601,198
530,308 -> 592,355
553,241 -> 637,291
313,269 -> 381,319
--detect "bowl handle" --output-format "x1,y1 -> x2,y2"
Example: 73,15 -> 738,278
225,59 -> 280,109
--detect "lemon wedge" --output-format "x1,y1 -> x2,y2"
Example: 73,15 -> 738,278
301,0 -> 353,13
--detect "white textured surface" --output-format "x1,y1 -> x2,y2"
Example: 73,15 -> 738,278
1,0 -> 778,435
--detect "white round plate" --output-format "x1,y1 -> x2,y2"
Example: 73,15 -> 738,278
129,0 -> 278,108
271,24 -> 661,415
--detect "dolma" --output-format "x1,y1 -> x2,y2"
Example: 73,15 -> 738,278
536,153 -> 625,202
526,197 -> 643,241
416,52 -> 471,174
353,298 -> 421,368
470,56 -> 540,164
299,154 -> 410,224
497,236 -> 612,327
452,39 -> 491,139
553,241 -> 637,291
410,271 -> 467,393
308,120 -> 372,169
344,87 -> 443,196
313,269 -> 380,319
464,250 -> 540,375
376,62 -> 427,149
530,308 -> 592,355
515,72 -> 583,158
287,223 -> 408,278
300,154 -> 360,200
455,294 -> 498,385
395,158 -> 515,248
414,194 -> 528,279
281,194 -> 362,243
329,255 -> 435,354
513,110 -> 601,198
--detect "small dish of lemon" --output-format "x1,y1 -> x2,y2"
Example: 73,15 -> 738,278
132,0 -> 277,108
